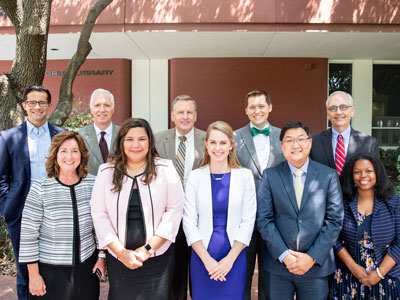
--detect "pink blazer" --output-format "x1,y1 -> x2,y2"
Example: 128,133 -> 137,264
91,158 -> 184,258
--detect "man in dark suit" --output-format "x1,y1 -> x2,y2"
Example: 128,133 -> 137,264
155,95 -> 205,300
0,85 -> 64,300
310,91 -> 379,175
79,89 -> 120,175
257,121 -> 343,300
234,89 -> 285,300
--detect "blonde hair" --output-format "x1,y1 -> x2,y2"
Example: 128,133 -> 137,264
200,121 -> 241,168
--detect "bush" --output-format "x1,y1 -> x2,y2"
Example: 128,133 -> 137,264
63,101 -> 93,131
380,147 -> 400,195
0,217 -> 14,261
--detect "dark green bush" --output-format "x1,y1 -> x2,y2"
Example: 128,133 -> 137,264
380,147 -> 400,195
0,217 -> 14,261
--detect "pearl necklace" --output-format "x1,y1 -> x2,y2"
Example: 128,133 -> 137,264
126,164 -> 146,177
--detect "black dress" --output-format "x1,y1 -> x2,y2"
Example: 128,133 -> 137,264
106,182 -> 174,300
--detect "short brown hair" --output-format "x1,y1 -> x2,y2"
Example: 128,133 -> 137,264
46,131 -> 89,178
245,89 -> 271,108
200,121 -> 241,168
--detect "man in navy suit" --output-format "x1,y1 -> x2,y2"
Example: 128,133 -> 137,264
0,85 -> 64,300
257,121 -> 343,300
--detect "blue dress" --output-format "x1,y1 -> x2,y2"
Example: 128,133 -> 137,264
190,172 -> 247,300
331,212 -> 400,299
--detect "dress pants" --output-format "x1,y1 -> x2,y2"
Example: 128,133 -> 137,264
7,221 -> 29,300
264,271 -> 328,300
171,223 -> 190,300
245,228 -> 265,300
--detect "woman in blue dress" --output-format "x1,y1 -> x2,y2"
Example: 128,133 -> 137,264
183,120 -> 257,300
331,152 -> 400,299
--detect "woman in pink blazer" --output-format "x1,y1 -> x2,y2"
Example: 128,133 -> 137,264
91,118 -> 184,300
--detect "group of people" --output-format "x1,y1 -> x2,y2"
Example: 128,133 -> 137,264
0,85 -> 399,300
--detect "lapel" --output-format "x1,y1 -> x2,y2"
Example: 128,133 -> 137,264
322,128 -> 335,168
299,160 -> 319,211
267,125 -> 280,168
241,124 -> 262,177
201,165 -> 213,226
85,124 -> 104,165
279,162 -> 299,213
192,128 -> 205,169
20,122 -> 31,178
346,127 -> 357,165
164,129 -> 176,166
110,123 -> 119,155
349,197 -> 358,221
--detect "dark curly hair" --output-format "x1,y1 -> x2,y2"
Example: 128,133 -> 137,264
340,152 -> 393,201
110,118 -> 159,192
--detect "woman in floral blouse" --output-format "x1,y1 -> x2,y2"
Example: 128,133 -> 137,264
331,153 -> 400,299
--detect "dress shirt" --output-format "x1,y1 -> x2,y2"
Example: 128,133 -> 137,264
94,123 -> 113,152
26,120 -> 51,183
278,159 -> 309,263
250,122 -> 270,172
175,128 -> 195,187
331,126 -> 351,161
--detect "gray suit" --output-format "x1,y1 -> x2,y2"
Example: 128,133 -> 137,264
234,123 -> 285,300
154,127 -> 205,300
78,123 -> 120,175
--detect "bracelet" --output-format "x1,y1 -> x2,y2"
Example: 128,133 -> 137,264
98,251 -> 106,260
376,267 -> 384,279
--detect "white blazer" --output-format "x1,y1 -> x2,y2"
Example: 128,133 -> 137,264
183,165 -> 256,249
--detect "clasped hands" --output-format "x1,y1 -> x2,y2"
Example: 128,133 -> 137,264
350,263 -> 381,287
283,250 -> 315,275
205,256 -> 234,282
118,246 -> 151,270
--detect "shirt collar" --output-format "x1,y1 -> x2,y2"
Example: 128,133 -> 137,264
26,120 -> 49,134
288,159 -> 309,176
250,122 -> 270,130
332,126 -> 351,142
176,127 -> 194,139
94,123 -> 113,137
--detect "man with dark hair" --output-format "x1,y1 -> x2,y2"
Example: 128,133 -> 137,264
257,121 -> 343,300
310,91 -> 379,176
155,94 -> 206,300
234,89 -> 285,300
0,85 -> 64,300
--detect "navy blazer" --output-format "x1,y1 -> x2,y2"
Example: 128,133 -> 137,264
257,159 -> 344,278
334,195 -> 400,278
0,122 -> 64,224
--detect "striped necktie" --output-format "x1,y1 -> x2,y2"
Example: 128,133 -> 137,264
335,134 -> 346,175
176,135 -> 186,185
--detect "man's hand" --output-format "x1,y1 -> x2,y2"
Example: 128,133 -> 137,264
282,252 -> 297,267
286,250 -> 314,275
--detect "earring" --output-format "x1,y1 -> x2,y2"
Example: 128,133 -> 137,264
229,150 -> 232,156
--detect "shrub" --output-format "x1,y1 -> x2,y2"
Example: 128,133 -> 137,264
63,101 -> 93,131
0,218 -> 14,261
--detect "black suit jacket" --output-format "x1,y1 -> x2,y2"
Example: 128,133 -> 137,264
310,127 -> 380,169
0,122 -> 64,224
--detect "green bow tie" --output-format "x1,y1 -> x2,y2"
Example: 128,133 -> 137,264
251,126 -> 270,137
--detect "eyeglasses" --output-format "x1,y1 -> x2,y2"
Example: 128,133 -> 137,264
327,104 -> 352,112
282,137 -> 310,146
25,101 -> 49,107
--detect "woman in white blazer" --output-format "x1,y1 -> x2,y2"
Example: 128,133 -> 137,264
183,120 -> 257,300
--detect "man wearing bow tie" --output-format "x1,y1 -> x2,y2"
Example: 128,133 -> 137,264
234,89 -> 285,300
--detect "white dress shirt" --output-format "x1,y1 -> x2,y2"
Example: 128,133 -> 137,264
94,123 -> 113,151
250,122 -> 270,172
175,128 -> 195,187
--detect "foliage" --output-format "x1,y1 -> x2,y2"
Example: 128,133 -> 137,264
0,218 -> 14,261
379,147 -> 400,195
62,101 -> 93,131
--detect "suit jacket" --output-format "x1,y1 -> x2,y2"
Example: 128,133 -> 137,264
256,159 -> 344,278
154,127 -> 206,170
234,124 -> 285,188
91,158 -> 184,259
310,127 -> 380,169
183,165 -> 257,248
0,121 -> 64,224
78,123 -> 120,175
334,195 -> 400,278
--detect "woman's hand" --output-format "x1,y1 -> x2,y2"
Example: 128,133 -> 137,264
118,249 -> 143,269
360,270 -> 381,287
348,263 -> 368,282
204,257 -> 222,280
134,246 -> 151,263
92,259 -> 106,279
209,256 -> 235,281
29,273 -> 46,296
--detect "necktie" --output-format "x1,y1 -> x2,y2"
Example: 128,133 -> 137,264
251,126 -> 270,137
335,134 -> 346,176
99,131 -> 109,163
176,135 -> 186,185
294,169 -> 304,250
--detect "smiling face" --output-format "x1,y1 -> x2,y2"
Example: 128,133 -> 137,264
280,128 -> 312,168
245,95 -> 272,129
22,91 -> 50,128
90,92 -> 114,129
171,100 -> 197,136
57,138 -> 81,174
123,127 -> 149,167
205,129 -> 233,165
353,159 -> 376,192
327,93 -> 354,133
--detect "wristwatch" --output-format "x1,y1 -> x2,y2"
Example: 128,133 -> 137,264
144,243 -> 154,256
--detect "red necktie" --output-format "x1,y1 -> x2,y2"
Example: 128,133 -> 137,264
335,134 -> 345,175
99,131 -> 109,163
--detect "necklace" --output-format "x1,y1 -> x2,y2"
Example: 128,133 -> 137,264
126,164 -> 146,177
211,172 -> 226,181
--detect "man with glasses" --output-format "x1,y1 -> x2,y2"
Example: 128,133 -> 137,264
257,121 -> 343,300
310,91 -> 379,176
0,85 -> 64,300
